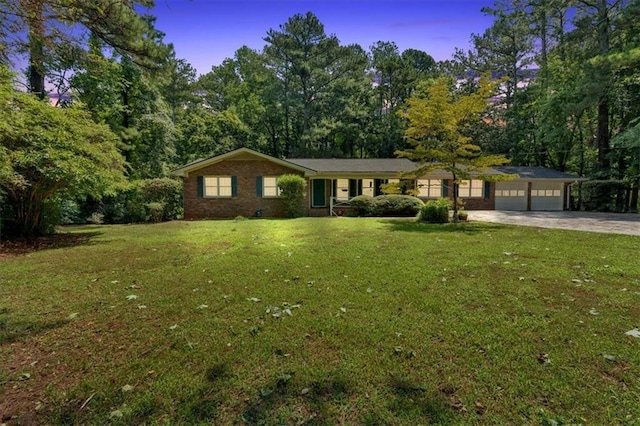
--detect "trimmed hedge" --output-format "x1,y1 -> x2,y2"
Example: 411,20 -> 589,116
277,174 -> 307,218
349,195 -> 375,216
349,195 -> 423,217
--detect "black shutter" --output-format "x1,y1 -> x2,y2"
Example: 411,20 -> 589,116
197,176 -> 204,197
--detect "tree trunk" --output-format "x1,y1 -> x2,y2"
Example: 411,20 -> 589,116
630,177 -> 639,213
25,0 -> 46,98
596,0 -> 611,174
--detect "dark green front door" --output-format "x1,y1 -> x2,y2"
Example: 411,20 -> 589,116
312,179 -> 326,207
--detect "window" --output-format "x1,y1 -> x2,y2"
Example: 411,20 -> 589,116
262,176 -> 280,197
496,189 -> 525,197
204,176 -> 233,197
362,179 -> 375,197
531,189 -> 560,197
335,179 -> 350,201
457,180 -> 483,198
417,179 -> 442,197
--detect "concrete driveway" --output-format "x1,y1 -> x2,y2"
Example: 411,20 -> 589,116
469,210 -> 640,236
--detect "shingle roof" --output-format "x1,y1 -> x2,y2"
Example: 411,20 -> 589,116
287,158 -> 418,174
495,166 -> 584,180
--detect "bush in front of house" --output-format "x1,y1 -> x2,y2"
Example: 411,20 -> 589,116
95,178 -> 183,223
349,195 -> 375,216
369,195 -> 424,217
277,174 -> 307,218
419,197 -> 452,223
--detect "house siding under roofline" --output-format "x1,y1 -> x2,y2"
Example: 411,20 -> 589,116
172,148 -> 584,219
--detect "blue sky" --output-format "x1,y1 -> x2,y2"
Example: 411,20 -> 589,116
151,0 -> 495,75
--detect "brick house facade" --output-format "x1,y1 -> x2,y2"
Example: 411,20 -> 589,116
173,148 -> 582,219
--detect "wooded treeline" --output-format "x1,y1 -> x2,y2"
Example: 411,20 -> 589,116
1,0 -> 639,236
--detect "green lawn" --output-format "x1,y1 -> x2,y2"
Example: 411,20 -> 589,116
1,218 -> 639,424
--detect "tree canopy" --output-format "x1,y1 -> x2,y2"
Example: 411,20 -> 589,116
0,65 -> 125,236
397,75 -> 513,216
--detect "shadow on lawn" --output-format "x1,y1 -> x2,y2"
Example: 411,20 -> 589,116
0,308 -> 70,344
380,219 -> 503,234
0,229 -> 104,258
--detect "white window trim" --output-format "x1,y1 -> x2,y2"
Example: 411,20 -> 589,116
204,176 -> 233,198
262,176 -> 281,198
417,179 -> 443,198
457,179 -> 483,198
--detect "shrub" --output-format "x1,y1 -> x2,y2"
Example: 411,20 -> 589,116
145,202 -> 165,223
277,174 -> 307,218
99,178 -> 183,223
419,198 -> 452,223
349,195 -> 375,216
370,195 -> 424,217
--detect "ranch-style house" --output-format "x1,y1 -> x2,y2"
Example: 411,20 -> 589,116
172,148 -> 584,219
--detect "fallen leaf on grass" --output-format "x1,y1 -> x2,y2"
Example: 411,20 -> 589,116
589,308 -> 599,316
121,384 -> 134,392
247,297 -> 261,303
126,294 -> 138,300
169,324 -> 178,330
197,304 -> 208,310
68,312 -> 79,320
603,354 -> 617,362
110,410 -> 123,419
625,328 -> 640,338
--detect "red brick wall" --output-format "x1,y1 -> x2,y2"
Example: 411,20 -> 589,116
183,159 -> 309,219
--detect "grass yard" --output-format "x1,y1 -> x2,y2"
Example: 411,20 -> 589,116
1,218 -> 639,424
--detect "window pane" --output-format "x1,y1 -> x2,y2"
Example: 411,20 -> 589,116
204,176 -> 233,197
417,179 -> 429,197
430,180 -> 442,197
262,177 -> 279,197
362,179 -> 375,197
336,179 -> 349,200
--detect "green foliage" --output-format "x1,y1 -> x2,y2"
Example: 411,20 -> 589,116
369,195 -> 424,217
99,178 -> 183,223
276,174 -> 306,218
580,180 -> 629,212
349,195 -> 375,216
0,65 -> 126,237
398,75 -> 513,216
145,202 -> 165,223
419,198 -> 452,223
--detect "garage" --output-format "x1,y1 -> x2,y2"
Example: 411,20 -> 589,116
495,181 -> 528,210
531,181 -> 564,211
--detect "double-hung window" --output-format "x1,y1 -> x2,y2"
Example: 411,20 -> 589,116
262,176 -> 281,197
417,179 -> 442,197
204,176 -> 233,197
457,179 -> 483,198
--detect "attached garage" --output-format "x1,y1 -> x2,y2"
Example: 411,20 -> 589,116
494,166 -> 584,212
531,182 -> 564,211
495,181 -> 528,210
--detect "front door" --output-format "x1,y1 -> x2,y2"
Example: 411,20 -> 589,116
312,179 -> 326,207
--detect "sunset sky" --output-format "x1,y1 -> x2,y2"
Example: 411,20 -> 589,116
151,0 -> 495,75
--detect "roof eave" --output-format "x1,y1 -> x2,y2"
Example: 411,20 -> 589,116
171,148 -> 316,177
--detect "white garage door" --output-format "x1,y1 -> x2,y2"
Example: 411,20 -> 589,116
495,182 -> 527,210
531,182 -> 564,211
